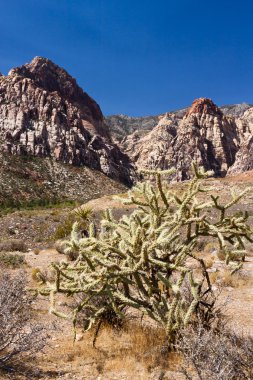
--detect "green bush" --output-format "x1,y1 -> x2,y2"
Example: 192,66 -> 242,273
53,206 -> 92,240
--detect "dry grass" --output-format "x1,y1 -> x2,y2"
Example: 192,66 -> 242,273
220,270 -> 253,288
209,271 -> 219,284
203,256 -> 215,269
209,268 -> 253,289
0,251 -> 26,268
31,267 -> 45,283
0,238 -> 27,252
177,325 -> 253,380
39,321 -> 181,379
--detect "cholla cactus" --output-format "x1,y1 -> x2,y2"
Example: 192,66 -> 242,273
39,165 -> 252,341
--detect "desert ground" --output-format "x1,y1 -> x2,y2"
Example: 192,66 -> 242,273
1,171 -> 253,380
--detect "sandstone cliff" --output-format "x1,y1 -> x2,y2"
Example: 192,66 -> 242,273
121,98 -> 247,180
0,57 -> 135,186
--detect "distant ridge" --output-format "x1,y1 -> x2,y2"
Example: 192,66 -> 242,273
106,102 -> 253,142
112,98 -> 253,180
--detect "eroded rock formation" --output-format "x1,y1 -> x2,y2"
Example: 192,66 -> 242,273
0,57 -> 135,185
121,98 -> 245,180
1,57 -> 253,185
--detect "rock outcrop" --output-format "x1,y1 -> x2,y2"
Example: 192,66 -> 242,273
228,135 -> 253,174
120,112 -> 181,171
122,98 -> 243,180
0,57 -> 135,186
227,107 -> 253,174
107,103 -> 253,143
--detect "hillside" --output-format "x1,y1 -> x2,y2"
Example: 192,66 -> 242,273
0,150 -> 126,209
105,114 -> 160,143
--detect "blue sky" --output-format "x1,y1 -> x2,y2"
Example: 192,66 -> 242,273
1,0 -> 253,116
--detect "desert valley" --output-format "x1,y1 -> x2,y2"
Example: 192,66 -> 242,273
0,57 -> 253,380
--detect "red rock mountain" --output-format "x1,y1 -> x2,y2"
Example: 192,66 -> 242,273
121,98 -> 252,180
0,57 -> 135,186
1,58 -> 253,186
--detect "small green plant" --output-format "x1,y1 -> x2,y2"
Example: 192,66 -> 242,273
31,268 -> 46,283
0,198 -> 79,216
39,165 -> 252,342
73,206 -> 93,221
53,206 -> 92,240
53,214 -> 77,240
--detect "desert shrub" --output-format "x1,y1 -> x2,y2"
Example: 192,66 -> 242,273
33,248 -> 40,255
53,206 -> 92,240
0,272 -> 49,370
0,252 -> 26,268
31,267 -> 47,283
39,166 -> 252,342
53,214 -> 77,239
0,238 -> 27,252
177,325 -> 253,380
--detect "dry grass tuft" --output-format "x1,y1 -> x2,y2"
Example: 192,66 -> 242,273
43,321 -> 179,378
220,270 -> 253,288
0,252 -> 26,268
209,268 -> 253,289
0,239 -> 27,252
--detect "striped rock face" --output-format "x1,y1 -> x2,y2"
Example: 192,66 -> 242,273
120,98 -> 253,180
0,57 -> 135,186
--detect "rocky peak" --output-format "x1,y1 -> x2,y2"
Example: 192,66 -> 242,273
108,99 -> 253,181
0,57 -> 135,186
9,56 -> 106,135
121,98 -> 240,180
186,97 -> 222,117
